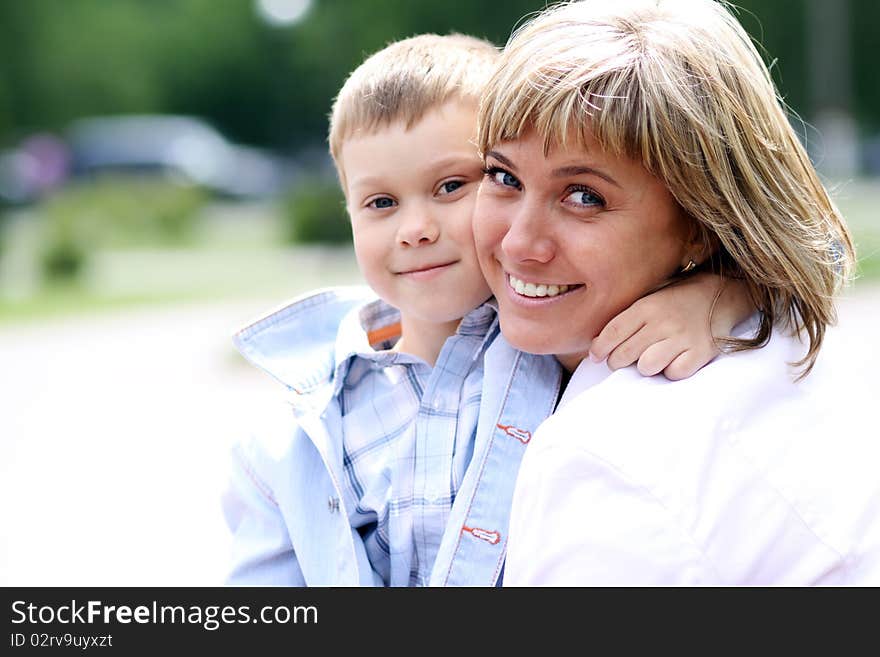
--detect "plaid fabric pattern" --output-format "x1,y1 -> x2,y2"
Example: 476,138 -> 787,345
335,299 -> 498,586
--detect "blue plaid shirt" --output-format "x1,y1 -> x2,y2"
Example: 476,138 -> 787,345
225,286 -> 563,586
335,299 -> 496,586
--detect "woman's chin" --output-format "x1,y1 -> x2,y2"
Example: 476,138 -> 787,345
499,319 -> 565,356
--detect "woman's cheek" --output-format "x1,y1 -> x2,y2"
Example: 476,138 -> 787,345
473,196 -> 506,254
471,201 -> 491,255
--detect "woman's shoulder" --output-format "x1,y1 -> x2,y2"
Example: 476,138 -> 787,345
524,325 -> 880,583
539,320 -> 823,478
556,324 -> 798,426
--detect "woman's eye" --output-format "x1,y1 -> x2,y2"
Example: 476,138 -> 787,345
484,167 -> 521,190
368,197 -> 396,209
438,180 -> 464,195
563,188 -> 604,208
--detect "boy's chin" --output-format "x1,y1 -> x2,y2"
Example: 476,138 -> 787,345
408,307 -> 474,325
404,293 -> 491,322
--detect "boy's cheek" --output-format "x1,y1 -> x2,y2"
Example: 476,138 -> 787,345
350,236 -> 375,278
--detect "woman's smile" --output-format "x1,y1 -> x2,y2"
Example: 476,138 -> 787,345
506,272 -> 583,300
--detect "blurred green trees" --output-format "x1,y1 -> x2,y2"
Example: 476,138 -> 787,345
0,0 -> 541,150
281,176 -> 349,244
2,0 -> 877,153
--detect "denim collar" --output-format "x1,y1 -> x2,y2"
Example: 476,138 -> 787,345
232,285 -> 377,395
328,297 -> 499,401
233,286 -> 498,401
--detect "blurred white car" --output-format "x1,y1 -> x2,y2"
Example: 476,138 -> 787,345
65,115 -> 295,199
0,115 -> 297,204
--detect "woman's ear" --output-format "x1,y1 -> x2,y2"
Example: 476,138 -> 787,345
682,220 -> 719,271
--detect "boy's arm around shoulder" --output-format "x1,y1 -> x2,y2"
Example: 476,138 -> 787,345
589,273 -> 754,380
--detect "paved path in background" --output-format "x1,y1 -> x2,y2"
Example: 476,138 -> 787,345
1,287 -> 878,585
0,298 -> 282,586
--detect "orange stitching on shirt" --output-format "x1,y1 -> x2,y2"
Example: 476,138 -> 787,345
367,321 -> 402,347
442,351 -> 528,586
496,423 -> 532,444
235,449 -> 278,506
462,525 -> 501,545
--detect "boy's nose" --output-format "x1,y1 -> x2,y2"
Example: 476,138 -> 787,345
397,207 -> 440,246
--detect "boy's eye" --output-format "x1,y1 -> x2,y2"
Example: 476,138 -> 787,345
438,180 -> 464,195
563,187 -> 605,209
484,166 -> 521,190
368,197 -> 396,209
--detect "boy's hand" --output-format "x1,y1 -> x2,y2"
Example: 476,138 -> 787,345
588,273 -> 754,381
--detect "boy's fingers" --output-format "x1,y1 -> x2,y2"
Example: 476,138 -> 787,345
605,325 -> 655,370
590,314 -> 645,362
635,339 -> 684,377
663,349 -> 708,381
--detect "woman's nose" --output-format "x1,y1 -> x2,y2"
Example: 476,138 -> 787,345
397,205 -> 440,247
500,204 -> 555,263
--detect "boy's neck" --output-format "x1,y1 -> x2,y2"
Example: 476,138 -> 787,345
392,313 -> 462,366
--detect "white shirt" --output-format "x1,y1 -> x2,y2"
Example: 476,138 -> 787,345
505,316 -> 880,585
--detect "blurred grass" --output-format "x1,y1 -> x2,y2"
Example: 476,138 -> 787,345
0,177 -> 877,323
0,197 -> 362,322
834,179 -> 880,282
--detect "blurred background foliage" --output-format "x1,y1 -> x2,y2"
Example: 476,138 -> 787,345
0,0 -> 877,319
39,177 -> 207,280
1,0 -> 879,150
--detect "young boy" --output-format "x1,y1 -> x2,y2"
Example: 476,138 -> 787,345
222,33 -> 753,586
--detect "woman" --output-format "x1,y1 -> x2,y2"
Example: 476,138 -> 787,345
472,0 -> 879,584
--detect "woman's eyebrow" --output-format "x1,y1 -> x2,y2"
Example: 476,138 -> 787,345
485,150 -> 517,170
486,150 -> 621,189
552,165 -> 621,188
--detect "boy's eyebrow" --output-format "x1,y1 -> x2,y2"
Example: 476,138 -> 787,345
432,153 -> 481,168
348,153 -> 481,191
347,174 -> 384,190
486,150 -> 621,188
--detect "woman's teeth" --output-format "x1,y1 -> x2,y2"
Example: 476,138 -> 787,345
509,275 -> 570,298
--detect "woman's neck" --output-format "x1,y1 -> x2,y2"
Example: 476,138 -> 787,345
555,350 -> 589,373
554,366 -> 574,411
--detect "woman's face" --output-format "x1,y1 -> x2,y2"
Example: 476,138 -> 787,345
473,128 -> 694,371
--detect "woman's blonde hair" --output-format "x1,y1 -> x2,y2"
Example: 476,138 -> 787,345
477,0 -> 855,377
329,33 -> 498,190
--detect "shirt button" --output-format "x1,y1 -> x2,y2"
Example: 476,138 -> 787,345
433,399 -> 442,411
327,497 -> 340,513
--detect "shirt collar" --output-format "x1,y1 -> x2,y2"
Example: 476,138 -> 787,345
330,297 -> 499,397
232,285 -> 376,396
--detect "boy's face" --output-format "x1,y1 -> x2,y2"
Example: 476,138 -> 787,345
342,101 -> 491,326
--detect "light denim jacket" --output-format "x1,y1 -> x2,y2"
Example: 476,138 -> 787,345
222,286 -> 562,586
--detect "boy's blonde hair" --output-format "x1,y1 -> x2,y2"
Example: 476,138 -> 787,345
329,33 -> 499,190
477,0 -> 855,377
